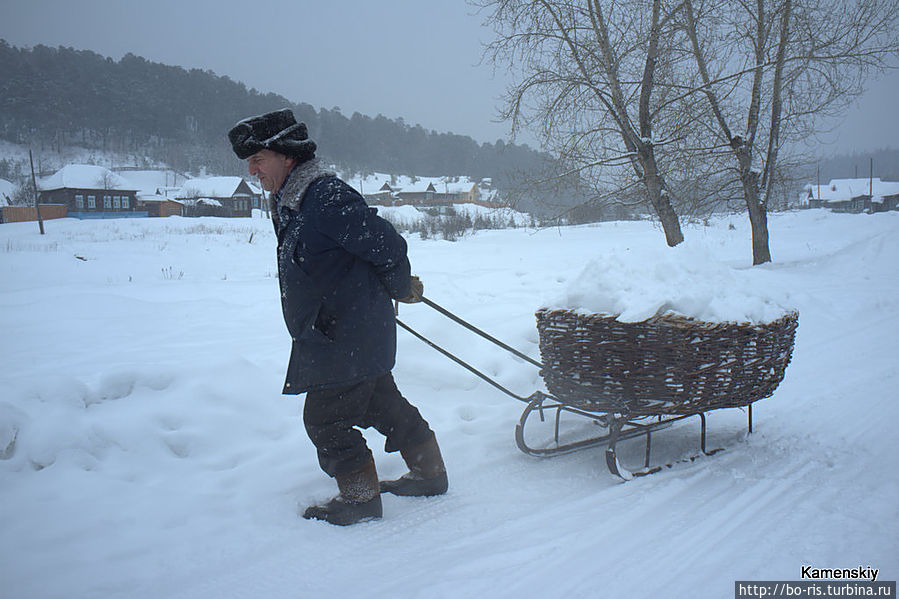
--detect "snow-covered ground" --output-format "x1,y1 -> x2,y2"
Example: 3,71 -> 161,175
1,210 -> 897,598
379,202 -> 532,232
0,140 -> 166,175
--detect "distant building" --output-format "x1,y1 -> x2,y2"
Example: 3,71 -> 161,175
135,192 -> 184,217
0,178 -> 15,206
175,177 -> 261,217
800,178 -> 899,213
108,169 -> 186,217
358,174 -> 504,210
365,182 -> 399,206
38,165 -> 142,219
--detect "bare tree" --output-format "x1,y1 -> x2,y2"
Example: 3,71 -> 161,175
476,0 -> 689,246
101,169 -> 120,190
680,0 -> 898,264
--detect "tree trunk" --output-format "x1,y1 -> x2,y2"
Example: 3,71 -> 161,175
641,147 -> 684,246
735,145 -> 771,265
745,191 -> 771,265
637,0 -> 683,248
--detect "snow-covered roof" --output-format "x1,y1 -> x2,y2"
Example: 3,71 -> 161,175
804,178 -> 899,203
115,170 -> 187,196
137,191 -> 183,205
176,176 -> 253,199
39,165 -> 136,191
351,172 -> 481,196
0,178 -> 15,206
246,180 -> 262,196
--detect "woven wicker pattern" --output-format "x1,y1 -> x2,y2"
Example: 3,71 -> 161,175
536,309 -> 799,415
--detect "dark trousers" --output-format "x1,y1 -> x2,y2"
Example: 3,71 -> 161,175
303,372 -> 434,478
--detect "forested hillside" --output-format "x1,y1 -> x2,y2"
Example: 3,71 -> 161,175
0,41 -> 547,190
813,149 -> 899,182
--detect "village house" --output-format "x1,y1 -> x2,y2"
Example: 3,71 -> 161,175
37,165 -> 142,218
0,178 -> 14,206
366,182 -> 400,206
359,174 -> 504,211
111,168 -> 185,217
175,176 -> 261,217
135,192 -> 184,217
801,178 -> 899,213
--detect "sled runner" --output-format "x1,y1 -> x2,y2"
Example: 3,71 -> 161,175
397,298 -> 798,480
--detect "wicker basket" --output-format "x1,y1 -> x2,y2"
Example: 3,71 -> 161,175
535,309 -> 799,415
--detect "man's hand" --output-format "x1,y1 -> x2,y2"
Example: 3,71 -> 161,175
397,275 -> 424,303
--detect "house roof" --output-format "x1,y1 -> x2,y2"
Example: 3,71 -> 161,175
805,178 -> 899,203
39,165 -> 137,192
355,173 -> 481,196
246,180 -> 262,196
0,178 -> 14,206
137,191 -> 184,205
175,176 -> 255,199
115,170 -> 187,196
181,198 -> 223,207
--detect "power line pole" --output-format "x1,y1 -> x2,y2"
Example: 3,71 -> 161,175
29,149 -> 45,235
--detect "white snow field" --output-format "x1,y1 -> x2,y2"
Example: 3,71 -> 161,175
1,209 -> 897,598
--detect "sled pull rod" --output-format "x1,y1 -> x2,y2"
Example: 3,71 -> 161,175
395,317 -> 534,404
419,296 -> 544,369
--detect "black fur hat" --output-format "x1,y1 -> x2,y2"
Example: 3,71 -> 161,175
228,109 -> 317,162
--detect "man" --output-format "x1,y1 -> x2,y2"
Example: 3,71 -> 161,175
228,109 -> 447,526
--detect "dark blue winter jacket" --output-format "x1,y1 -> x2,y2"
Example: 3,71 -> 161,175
271,160 -> 411,393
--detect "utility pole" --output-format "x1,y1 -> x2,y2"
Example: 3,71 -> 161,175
816,162 -> 820,207
29,149 -> 45,235
869,157 -> 873,207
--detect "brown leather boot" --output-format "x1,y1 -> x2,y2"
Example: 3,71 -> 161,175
303,458 -> 382,525
381,434 -> 448,497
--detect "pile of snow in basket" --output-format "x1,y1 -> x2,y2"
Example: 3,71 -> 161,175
552,237 -> 794,323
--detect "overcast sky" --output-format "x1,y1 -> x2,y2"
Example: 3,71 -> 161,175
0,0 -> 896,155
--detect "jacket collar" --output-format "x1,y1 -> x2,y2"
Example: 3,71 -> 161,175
275,158 -> 336,211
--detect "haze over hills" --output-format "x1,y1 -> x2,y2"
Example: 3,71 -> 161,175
0,41 -> 549,194
810,149 -> 899,182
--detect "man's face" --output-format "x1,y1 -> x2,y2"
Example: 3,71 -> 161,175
247,149 -> 295,192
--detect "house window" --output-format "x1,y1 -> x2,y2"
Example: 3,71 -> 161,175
87,195 -> 96,209
104,196 -> 112,209
122,196 -> 129,209
113,196 -> 121,209
75,194 -> 84,209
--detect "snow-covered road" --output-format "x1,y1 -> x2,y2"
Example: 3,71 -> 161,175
1,210 -> 896,598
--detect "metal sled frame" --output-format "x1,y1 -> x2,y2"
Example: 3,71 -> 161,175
513,391 -> 749,480
396,297 -> 754,481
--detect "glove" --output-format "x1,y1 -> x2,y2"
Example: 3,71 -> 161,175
397,275 -> 424,303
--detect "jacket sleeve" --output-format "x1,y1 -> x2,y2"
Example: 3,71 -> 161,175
310,177 -> 412,299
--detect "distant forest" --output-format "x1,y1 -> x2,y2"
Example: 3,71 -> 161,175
0,41 -> 550,197
811,149 -> 899,183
